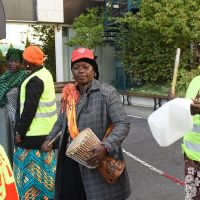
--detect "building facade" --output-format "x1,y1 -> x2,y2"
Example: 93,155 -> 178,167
1,0 -> 116,85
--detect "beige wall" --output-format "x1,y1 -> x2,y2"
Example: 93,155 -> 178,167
37,0 -> 64,23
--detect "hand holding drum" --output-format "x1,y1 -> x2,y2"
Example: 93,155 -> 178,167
86,144 -> 107,166
66,128 -> 105,169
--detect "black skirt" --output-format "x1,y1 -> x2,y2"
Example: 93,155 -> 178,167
59,133 -> 87,200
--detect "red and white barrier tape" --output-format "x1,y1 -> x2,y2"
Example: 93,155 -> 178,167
122,148 -> 185,186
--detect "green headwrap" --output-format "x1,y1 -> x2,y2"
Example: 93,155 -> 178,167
0,69 -> 27,107
6,48 -> 23,62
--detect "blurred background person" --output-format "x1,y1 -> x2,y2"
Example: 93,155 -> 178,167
14,45 -> 57,200
0,48 -> 27,163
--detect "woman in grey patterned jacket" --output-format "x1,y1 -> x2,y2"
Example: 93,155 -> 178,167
42,47 -> 131,200
0,48 -> 27,162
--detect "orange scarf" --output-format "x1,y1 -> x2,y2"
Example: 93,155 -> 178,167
62,83 -> 114,140
61,83 -> 80,139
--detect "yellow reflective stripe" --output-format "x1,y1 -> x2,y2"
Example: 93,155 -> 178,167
35,109 -> 57,118
185,140 -> 200,152
192,124 -> 200,133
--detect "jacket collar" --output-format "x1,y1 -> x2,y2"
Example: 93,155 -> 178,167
76,79 -> 100,120
88,78 -> 100,92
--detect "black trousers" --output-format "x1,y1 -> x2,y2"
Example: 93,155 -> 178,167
59,136 -> 87,200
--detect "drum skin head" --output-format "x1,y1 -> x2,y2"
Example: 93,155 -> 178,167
66,128 -> 101,168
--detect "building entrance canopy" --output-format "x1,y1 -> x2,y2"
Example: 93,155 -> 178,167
64,0 -> 104,24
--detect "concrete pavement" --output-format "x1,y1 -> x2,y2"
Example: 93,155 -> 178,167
124,105 -> 154,119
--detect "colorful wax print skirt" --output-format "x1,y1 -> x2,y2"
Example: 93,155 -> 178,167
13,146 -> 56,200
185,154 -> 200,200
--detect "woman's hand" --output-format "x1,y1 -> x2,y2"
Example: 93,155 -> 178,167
41,139 -> 53,152
86,144 -> 107,166
191,99 -> 200,115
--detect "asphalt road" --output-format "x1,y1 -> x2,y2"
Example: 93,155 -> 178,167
123,114 -> 184,200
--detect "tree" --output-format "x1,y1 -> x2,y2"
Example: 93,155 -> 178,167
67,8 -> 104,49
115,0 -> 200,87
30,25 -> 56,80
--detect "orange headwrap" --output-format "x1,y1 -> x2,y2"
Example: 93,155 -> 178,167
23,46 -> 44,65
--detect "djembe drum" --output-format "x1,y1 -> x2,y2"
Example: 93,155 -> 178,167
66,128 -> 101,169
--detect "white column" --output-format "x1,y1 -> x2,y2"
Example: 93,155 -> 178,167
68,28 -> 75,80
55,25 -> 64,82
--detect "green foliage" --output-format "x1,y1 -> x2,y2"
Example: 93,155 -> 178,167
116,25 -> 176,84
0,51 -> 6,64
67,8 -> 104,49
115,0 -> 200,86
25,36 -> 31,48
129,83 -> 170,96
30,25 -> 56,80
176,67 -> 200,96
126,65 -> 200,97
137,0 -> 200,46
9,44 -> 13,49
0,50 -> 7,75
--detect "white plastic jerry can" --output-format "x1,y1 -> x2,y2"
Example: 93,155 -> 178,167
148,98 -> 193,147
